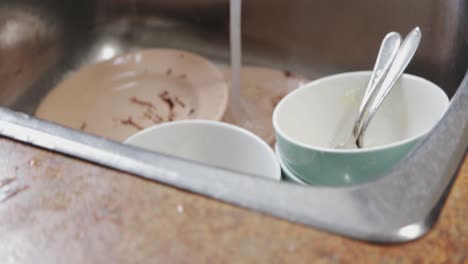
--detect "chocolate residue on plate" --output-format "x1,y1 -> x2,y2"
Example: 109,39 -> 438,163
189,108 -> 196,115
153,114 -> 163,123
142,110 -> 163,123
166,68 -> 173,76
178,74 -> 187,79
80,122 -> 87,131
130,97 -> 155,109
145,106 -> 155,115
121,116 -> 144,130
130,96 -> 165,123
283,70 -> 293,78
159,91 -> 175,110
143,112 -> 152,119
174,96 -> 185,108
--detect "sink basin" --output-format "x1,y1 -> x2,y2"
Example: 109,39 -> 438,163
0,0 -> 467,243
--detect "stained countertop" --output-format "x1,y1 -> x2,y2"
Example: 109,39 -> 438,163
0,137 -> 467,263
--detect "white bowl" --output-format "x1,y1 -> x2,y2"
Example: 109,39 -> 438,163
125,120 -> 281,180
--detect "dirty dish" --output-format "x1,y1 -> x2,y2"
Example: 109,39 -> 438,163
125,120 -> 281,180
36,48 -> 229,141
273,71 -> 449,186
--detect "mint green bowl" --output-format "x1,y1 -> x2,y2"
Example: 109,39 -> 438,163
272,71 -> 449,186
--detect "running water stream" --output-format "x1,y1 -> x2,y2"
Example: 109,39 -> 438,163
229,0 -> 242,118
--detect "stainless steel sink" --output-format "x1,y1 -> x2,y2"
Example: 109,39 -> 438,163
0,0 -> 467,243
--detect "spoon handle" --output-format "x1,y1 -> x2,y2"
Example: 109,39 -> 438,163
356,27 -> 422,148
353,32 -> 402,138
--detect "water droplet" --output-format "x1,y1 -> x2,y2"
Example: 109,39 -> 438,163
177,204 -> 184,214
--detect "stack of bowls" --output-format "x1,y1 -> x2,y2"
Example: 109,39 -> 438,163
273,71 -> 449,186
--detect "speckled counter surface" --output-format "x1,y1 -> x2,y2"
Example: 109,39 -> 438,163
0,137 -> 466,263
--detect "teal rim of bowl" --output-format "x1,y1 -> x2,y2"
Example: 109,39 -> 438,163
275,145 -> 307,185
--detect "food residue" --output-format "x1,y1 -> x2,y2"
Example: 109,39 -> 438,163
189,108 -> 195,115
130,97 -> 155,109
121,116 -> 144,131
178,74 -> 187,79
283,70 -> 293,78
159,91 -> 175,110
144,111 -> 163,123
129,96 -> 165,124
174,97 -> 185,108
80,122 -> 87,131
166,68 -> 173,76
143,112 -> 152,119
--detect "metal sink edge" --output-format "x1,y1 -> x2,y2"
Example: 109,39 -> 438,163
0,66 -> 466,243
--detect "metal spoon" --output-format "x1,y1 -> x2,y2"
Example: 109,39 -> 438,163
356,27 -> 422,148
337,31 -> 402,149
